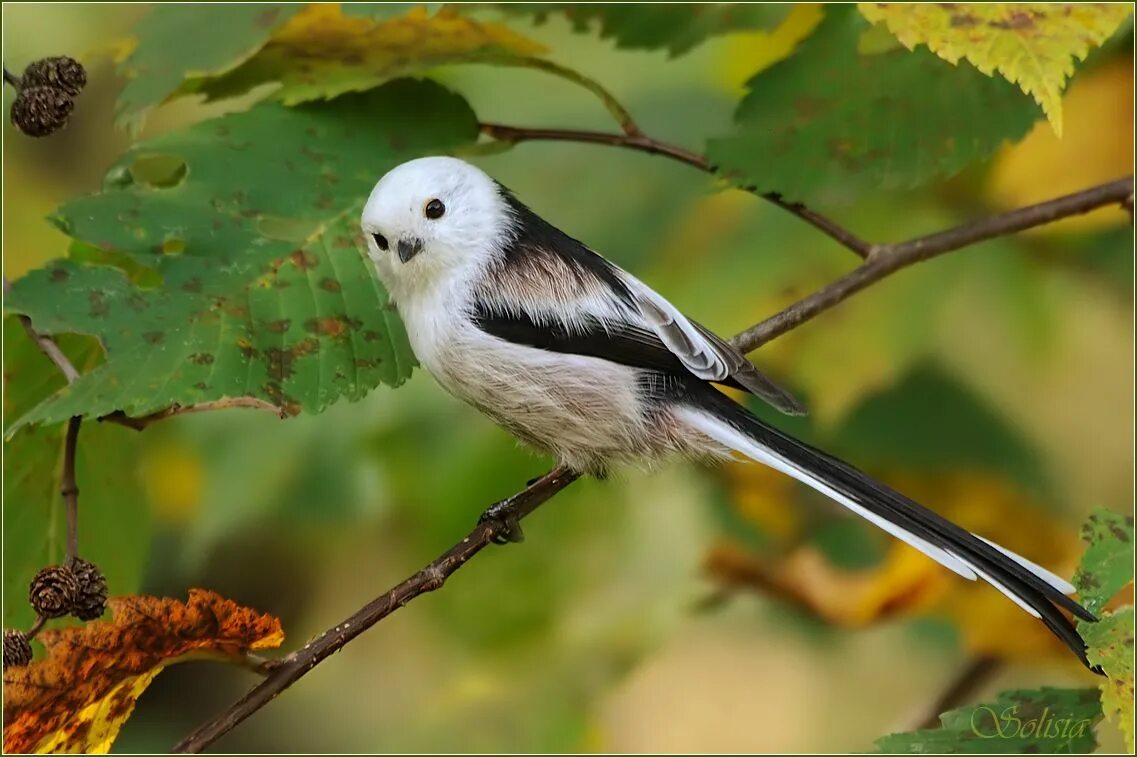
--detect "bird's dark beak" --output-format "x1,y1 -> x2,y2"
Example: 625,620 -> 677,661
397,236 -> 423,263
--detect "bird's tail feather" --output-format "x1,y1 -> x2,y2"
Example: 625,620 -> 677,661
674,392 -> 1097,670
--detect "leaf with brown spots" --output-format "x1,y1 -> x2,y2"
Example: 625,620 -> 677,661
1074,507 -> 1134,614
859,4 -> 1132,136
4,78 -> 481,431
1074,508 -> 1134,750
2,590 -> 283,754
708,6 -> 1041,199
186,4 -> 546,106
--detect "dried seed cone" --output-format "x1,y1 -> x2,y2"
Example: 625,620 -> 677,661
10,86 -> 74,137
28,564 -> 80,618
3,629 -> 33,668
67,556 -> 109,621
21,56 -> 87,96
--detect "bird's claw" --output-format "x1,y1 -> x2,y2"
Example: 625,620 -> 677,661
478,501 -> 525,544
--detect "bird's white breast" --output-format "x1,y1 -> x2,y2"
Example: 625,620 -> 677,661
393,278 -> 668,472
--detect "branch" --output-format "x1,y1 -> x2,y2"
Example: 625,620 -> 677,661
61,416 -> 81,561
172,160 -> 1131,752
170,464 -> 580,753
480,122 -> 876,257
4,66 -> 21,89
913,655 -> 1003,730
731,176 -> 1135,352
99,398 -> 284,430
13,313 -> 82,384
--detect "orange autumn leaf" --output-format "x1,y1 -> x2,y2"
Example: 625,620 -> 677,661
3,589 -> 283,754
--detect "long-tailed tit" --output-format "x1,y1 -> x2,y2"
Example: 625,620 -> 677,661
361,156 -> 1096,669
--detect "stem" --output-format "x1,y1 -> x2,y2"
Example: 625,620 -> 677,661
480,122 -> 875,256
4,66 -> 21,89
61,416 -> 81,561
914,655 -> 1003,730
169,172 -> 1131,753
24,615 -> 46,641
479,57 -> 642,137
171,465 -> 579,753
731,176 -> 1135,351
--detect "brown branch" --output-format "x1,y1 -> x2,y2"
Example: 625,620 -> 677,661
99,397 -> 284,430
171,151 -> 1131,752
170,465 -> 580,753
731,176 -> 1135,352
3,66 -> 21,89
480,122 -> 876,257
61,416 -> 81,561
913,655 -> 1003,730
13,313 -> 82,384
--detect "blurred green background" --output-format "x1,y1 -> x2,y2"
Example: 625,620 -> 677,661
3,4 -> 1133,753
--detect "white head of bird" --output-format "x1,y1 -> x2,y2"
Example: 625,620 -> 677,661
360,156 -> 511,301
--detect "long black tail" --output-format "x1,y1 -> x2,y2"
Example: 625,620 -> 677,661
676,384 -> 1099,671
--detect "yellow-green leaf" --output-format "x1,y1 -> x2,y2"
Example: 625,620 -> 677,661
189,4 -> 547,106
858,3 -> 1133,136
1082,608 -> 1135,752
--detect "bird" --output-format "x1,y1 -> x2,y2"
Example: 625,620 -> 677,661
360,155 -> 1097,670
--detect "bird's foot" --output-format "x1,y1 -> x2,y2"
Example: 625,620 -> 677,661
478,499 -> 525,544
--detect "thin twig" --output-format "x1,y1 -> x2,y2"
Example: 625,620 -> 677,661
731,176 -> 1135,352
14,314 -> 81,384
99,397 -> 284,430
913,655 -> 1003,730
170,465 -> 580,753
24,615 -> 46,641
486,57 -> 643,137
3,66 -> 21,89
170,171 -> 1132,753
61,416 -> 81,561
480,122 -> 876,256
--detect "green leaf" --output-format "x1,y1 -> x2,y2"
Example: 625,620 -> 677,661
3,322 -> 149,629
185,4 -> 546,107
1082,608 -> 1134,751
116,4 -> 301,131
502,3 -> 791,56
707,5 -> 1040,200
873,687 -> 1102,753
858,4 -> 1133,136
1074,507 -> 1135,614
5,79 -> 480,431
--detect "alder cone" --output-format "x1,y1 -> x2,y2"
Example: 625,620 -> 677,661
28,564 -> 80,618
66,557 -> 109,621
21,56 -> 87,96
3,629 -> 33,669
10,86 -> 74,137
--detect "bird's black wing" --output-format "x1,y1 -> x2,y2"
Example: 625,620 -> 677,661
478,187 -> 805,415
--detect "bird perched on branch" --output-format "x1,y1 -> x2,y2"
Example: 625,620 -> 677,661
360,156 -> 1097,670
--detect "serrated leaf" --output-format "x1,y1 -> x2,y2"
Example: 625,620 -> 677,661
1082,608 -> 1135,752
707,5 -> 1040,199
2,320 -> 149,630
2,590 -> 283,754
873,687 -> 1102,753
5,79 -> 480,431
187,4 -> 546,106
858,3 -> 1133,136
115,4 -> 301,131
502,3 -> 791,56
1074,507 -> 1134,614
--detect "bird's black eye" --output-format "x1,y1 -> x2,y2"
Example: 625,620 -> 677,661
372,233 -> 389,251
424,198 -> 445,220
